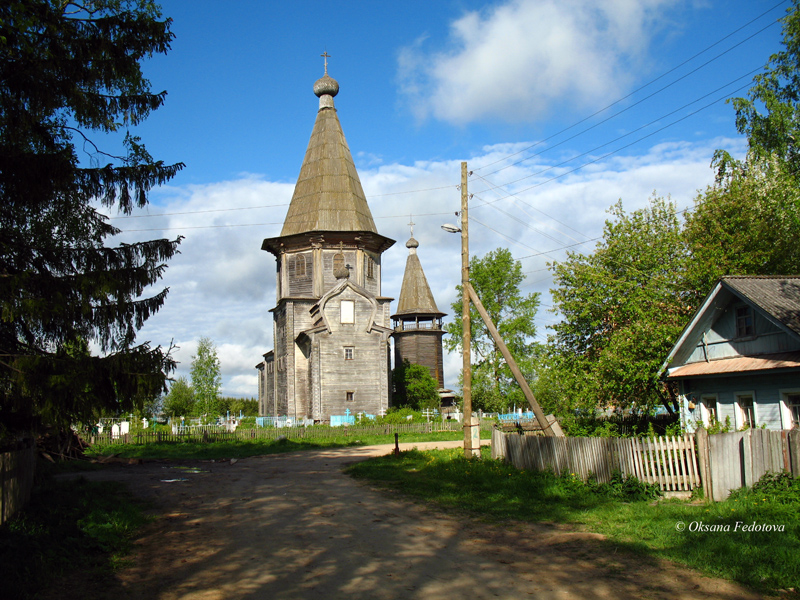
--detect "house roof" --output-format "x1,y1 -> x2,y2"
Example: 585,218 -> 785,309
723,276 -> 800,336
666,351 -> 800,379
393,237 -> 445,318
659,276 -> 800,378
279,72 -> 379,237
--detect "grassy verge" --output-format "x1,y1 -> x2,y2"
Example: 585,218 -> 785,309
0,467 -> 151,600
84,430 -> 478,460
345,448 -> 800,594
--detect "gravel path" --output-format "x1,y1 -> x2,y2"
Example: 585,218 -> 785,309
54,440 -> 761,600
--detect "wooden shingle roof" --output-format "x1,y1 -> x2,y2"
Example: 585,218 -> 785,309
722,276 -> 800,336
394,238 -> 445,317
279,81 -> 378,237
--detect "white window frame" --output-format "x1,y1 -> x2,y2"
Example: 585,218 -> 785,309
340,300 -> 355,324
779,388 -> 800,430
344,347 -> 354,360
734,391 -> 757,430
699,394 -> 719,428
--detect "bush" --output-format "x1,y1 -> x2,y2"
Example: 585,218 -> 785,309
728,470 -> 800,505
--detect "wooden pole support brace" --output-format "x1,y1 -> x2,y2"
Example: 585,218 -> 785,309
464,282 -> 559,437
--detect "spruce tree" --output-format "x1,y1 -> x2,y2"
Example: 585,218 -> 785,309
0,0 -> 183,439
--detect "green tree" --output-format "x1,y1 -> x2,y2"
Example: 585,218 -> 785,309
444,248 -> 540,413
550,196 -> 693,414
191,337 -> 221,418
719,0 -> 800,175
163,376 -> 195,418
0,0 -> 183,439
686,157 -> 800,295
392,360 -> 439,410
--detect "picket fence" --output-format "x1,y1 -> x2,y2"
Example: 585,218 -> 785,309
493,429 -> 700,492
89,420 -> 466,446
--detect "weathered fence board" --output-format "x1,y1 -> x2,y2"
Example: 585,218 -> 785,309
495,432 -> 701,492
1,441 -> 36,525
494,427 -> 800,500
707,428 -> 793,501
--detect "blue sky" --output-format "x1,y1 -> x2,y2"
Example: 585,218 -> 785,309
107,0 -> 790,397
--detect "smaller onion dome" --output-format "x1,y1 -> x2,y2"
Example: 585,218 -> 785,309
314,74 -> 339,98
406,237 -> 419,249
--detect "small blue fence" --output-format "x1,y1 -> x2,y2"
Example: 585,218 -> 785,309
497,411 -> 535,422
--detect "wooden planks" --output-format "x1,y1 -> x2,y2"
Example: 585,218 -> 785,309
496,431 -> 701,492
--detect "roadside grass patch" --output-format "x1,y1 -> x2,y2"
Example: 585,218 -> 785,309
0,470 -> 151,599
85,430 -> 470,460
345,448 -> 800,593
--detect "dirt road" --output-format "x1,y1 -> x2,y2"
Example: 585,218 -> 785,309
58,441 -> 761,600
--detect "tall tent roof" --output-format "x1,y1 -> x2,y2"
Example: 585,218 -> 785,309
279,70 -> 378,237
394,237 -> 445,317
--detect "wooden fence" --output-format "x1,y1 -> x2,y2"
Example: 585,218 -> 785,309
493,429 -> 700,492
493,427 -> 800,499
1,440 -> 36,525
696,427 -> 800,501
89,420 -> 471,446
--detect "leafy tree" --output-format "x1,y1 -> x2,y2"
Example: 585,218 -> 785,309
163,376 -> 195,418
549,196 -> 693,413
0,0 -> 183,439
686,156 -> 800,295
444,248 -> 540,412
218,397 -> 259,417
392,359 -> 439,410
718,0 -> 800,175
191,337 -> 221,417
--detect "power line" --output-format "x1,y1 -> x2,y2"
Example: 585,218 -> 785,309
472,1 -> 785,174
107,203 -> 290,220
473,69 -> 759,198
476,77 -> 754,205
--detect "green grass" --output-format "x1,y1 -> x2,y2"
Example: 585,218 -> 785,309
345,448 -> 800,594
84,430 -> 477,460
0,469 -> 151,600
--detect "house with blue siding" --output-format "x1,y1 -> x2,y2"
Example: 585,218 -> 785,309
660,276 -> 800,432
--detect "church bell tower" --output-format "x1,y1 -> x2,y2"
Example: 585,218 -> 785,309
260,58 -> 395,422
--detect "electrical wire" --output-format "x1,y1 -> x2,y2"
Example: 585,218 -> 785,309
473,1 -> 786,174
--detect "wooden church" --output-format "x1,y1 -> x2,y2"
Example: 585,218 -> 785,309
258,63 -> 395,421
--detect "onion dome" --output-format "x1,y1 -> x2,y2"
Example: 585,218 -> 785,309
313,74 -> 339,98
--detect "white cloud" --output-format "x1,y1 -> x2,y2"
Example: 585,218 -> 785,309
398,0 -> 677,124
113,135 -> 742,397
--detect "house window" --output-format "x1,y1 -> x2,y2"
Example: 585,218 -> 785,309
346,391 -> 355,402
340,300 -> 355,324
344,347 -> 354,360
700,395 -> 717,427
736,394 -> 756,429
735,305 -> 754,337
782,392 -> 800,429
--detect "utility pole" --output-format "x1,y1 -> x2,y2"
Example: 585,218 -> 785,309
461,162 -> 480,457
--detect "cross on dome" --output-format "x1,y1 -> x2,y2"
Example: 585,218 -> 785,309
321,51 -> 331,75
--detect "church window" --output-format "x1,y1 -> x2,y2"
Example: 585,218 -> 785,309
333,252 -> 345,273
341,300 -> 355,324
344,347 -> 354,360
294,254 -> 306,277
346,391 -> 355,402
365,255 -> 374,279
